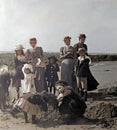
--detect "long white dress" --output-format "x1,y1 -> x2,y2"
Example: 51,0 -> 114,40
21,64 -> 36,94
21,73 -> 36,94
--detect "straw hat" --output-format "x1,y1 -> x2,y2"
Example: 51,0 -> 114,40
15,44 -> 25,51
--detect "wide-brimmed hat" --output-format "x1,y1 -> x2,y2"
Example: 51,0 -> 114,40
15,44 -> 25,51
78,48 -> 86,53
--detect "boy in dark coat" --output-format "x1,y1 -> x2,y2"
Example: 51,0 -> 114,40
76,48 -> 99,101
46,56 -> 59,94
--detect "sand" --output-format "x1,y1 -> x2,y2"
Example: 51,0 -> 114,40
0,61 -> 117,130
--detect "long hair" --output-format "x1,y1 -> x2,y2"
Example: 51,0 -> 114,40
15,50 -> 25,57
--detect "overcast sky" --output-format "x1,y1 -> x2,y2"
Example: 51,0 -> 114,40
0,0 -> 117,53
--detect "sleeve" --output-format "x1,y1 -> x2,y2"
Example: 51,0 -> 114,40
40,47 -> 43,57
14,57 -> 18,69
7,73 -> 11,87
85,44 -> 88,51
25,49 -> 31,61
55,63 -> 59,72
73,44 -> 78,52
36,47 -> 44,61
73,44 -> 79,59
60,47 -> 64,60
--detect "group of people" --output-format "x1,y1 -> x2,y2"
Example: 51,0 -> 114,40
0,34 -> 99,124
14,37 -> 59,98
60,34 -> 99,101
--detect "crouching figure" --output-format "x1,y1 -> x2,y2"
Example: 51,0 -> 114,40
0,65 -> 11,111
55,80 -> 87,118
10,93 -> 48,124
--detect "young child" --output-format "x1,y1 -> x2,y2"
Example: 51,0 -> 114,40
21,64 -> 36,94
46,56 -> 59,94
35,58 -> 47,93
10,93 -> 48,124
76,48 -> 99,101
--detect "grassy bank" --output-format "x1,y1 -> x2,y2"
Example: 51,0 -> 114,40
0,52 -> 117,69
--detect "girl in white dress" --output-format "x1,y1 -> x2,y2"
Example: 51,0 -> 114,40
21,64 -> 36,94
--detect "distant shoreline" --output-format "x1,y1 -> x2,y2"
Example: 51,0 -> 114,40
0,52 -> 117,69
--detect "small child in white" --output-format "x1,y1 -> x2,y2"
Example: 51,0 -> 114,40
21,64 -> 36,94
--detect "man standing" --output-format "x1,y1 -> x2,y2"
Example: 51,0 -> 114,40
74,34 -> 88,58
26,38 -> 43,70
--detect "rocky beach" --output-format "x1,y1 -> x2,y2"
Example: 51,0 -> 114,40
0,53 -> 117,130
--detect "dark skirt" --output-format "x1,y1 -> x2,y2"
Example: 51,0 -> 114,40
87,74 -> 99,91
61,59 -> 74,86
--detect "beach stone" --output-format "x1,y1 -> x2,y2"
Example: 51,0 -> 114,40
84,102 -> 117,120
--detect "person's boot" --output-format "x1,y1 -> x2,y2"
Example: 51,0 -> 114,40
32,115 -> 37,124
84,91 -> 87,101
80,89 -> 84,98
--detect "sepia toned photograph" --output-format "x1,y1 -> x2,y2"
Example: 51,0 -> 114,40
0,0 -> 117,130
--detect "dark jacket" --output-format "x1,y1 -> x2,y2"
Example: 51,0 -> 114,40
46,63 -> 59,82
76,58 -> 91,77
15,57 -> 26,80
76,58 -> 99,91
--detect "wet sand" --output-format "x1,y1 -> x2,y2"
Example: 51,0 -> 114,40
91,61 -> 117,87
0,61 -> 117,130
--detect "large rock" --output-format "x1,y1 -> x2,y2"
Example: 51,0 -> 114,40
98,82 -> 117,96
85,102 -> 117,120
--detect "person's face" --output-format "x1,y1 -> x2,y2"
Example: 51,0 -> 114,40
79,37 -> 85,43
64,39 -> 70,46
24,68 -> 31,74
30,40 -> 36,48
49,59 -> 55,64
16,50 -> 23,55
56,85 -> 64,94
79,51 -> 85,56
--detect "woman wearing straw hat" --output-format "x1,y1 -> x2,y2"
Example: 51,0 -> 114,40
14,44 -> 27,98
60,36 -> 75,87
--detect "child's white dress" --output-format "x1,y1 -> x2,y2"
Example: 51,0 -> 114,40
21,64 -> 36,94
21,73 -> 36,94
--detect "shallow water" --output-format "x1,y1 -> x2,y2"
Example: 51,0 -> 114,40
90,61 -> 117,87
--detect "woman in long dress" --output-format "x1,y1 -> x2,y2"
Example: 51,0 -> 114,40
14,44 -> 27,98
35,58 -> 47,93
60,36 -> 75,87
